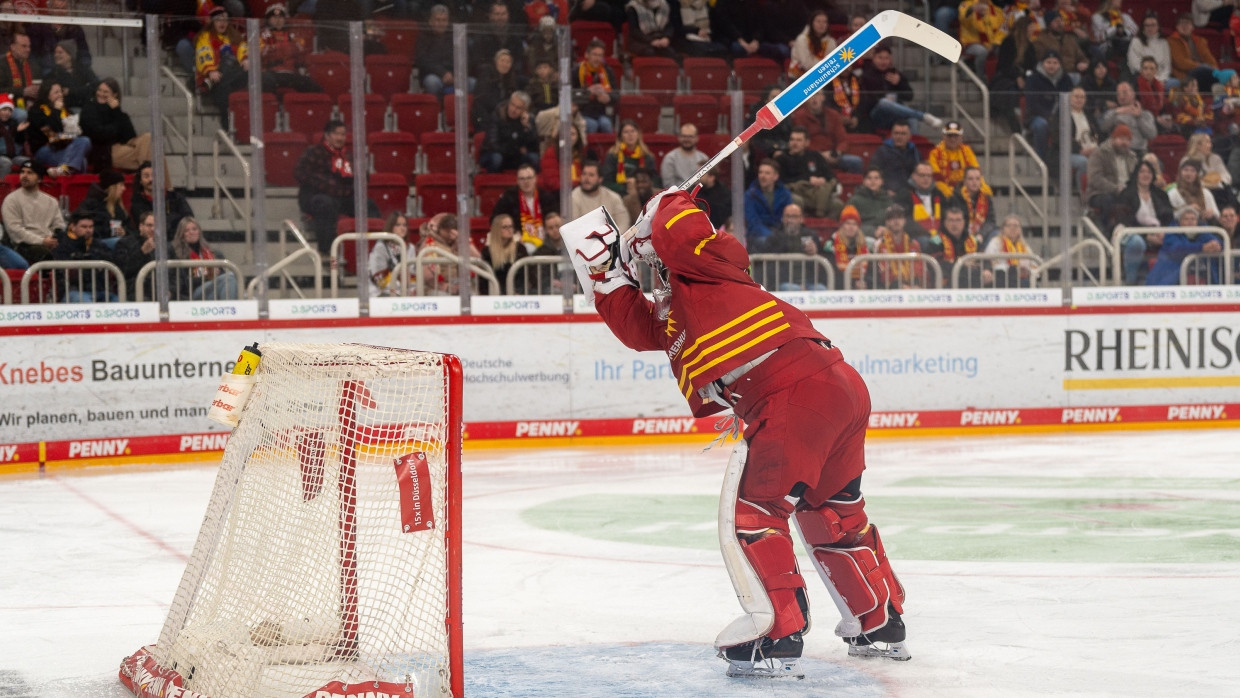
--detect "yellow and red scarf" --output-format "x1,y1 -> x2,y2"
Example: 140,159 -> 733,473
833,232 -> 868,275
5,53 -> 30,108
833,76 -> 860,117
879,228 -> 917,283
518,191 -> 544,247
577,60 -> 611,90
910,194 -> 940,237
960,188 -> 991,237
1001,234 -> 1030,265
1171,88 -> 1209,127
614,143 -> 643,184
938,230 -> 977,263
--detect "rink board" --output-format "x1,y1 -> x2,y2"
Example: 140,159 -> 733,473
1,298 -> 1238,468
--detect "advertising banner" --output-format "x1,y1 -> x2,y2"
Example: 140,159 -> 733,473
0,307 -> 1237,450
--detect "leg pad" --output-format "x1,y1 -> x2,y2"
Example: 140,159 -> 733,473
810,525 -> 905,635
741,534 -> 807,639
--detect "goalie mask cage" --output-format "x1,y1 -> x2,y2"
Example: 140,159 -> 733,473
120,344 -> 463,698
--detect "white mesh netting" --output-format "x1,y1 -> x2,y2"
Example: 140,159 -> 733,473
151,343 -> 460,698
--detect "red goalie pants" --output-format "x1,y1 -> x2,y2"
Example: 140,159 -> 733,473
728,337 -> 872,639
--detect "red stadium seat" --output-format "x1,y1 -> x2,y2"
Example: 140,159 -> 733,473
365,54 -> 413,98
673,94 -> 721,133
586,132 -> 615,161
229,92 -> 277,144
618,94 -> 661,135
911,135 -> 933,160
390,93 -> 441,134
469,216 -> 490,249
696,132 -> 730,162
368,131 -> 419,184
283,92 -> 334,140
718,93 -> 761,131
631,56 -> 679,93
335,216 -> 386,275
420,132 -> 458,173
836,172 -> 863,200
373,19 -> 418,57
682,57 -> 730,93
416,173 -> 457,216
264,131 -> 309,187
337,93 -> 387,135
369,172 -> 411,217
732,57 -> 782,92
474,173 -> 512,217
644,134 -> 678,168
60,174 -> 96,213
847,134 -> 884,165
571,21 -> 616,58
305,51 -> 351,99
1147,134 -> 1187,177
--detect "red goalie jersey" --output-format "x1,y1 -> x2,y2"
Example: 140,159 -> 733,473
595,191 -> 828,417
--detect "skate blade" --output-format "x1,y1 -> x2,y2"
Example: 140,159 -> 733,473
848,641 -> 911,661
723,657 -> 805,679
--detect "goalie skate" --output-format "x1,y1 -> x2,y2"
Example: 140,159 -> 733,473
720,634 -> 805,679
843,604 -> 911,661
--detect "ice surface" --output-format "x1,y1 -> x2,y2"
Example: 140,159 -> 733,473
1,430 -> 1238,697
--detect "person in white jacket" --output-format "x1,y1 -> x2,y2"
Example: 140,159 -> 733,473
1127,13 -> 1178,86
789,10 -> 837,77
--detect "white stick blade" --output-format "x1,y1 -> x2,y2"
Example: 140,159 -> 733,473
879,10 -> 962,63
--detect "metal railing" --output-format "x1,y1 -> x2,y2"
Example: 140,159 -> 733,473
1112,226 -> 1233,287
845,252 -> 940,290
949,62 -> 991,176
506,256 -> 573,296
1,268 -> 11,305
748,253 -> 835,291
135,259 -> 244,301
246,220 -> 323,300
1180,251 -> 1239,285
413,246 -> 499,296
954,252 -> 1043,288
21,260 -> 126,304
329,232 -> 409,298
1035,239 -> 1109,287
212,129 -> 252,254
1009,134 -> 1049,244
161,65 -> 195,190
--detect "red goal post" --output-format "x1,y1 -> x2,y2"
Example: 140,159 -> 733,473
120,344 -> 463,698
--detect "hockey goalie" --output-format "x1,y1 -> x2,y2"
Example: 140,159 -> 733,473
563,190 -> 910,678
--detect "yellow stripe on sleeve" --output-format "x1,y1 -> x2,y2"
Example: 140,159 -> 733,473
677,312 -> 785,391
679,301 -> 778,363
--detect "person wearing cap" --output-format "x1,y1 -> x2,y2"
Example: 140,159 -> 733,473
1100,81 -> 1157,153
0,97 -> 27,176
73,170 -> 135,242
1034,9 -> 1088,76
873,204 -> 925,289
53,211 -> 122,302
1025,50 -> 1075,160
826,205 -> 870,290
1147,204 -> 1224,284
928,121 -> 990,198
195,5 -> 250,129
259,4 -> 323,94
1085,122 -> 1138,228
27,0 -> 91,78
45,39 -> 96,111
1168,13 -> 1218,84
2,161 -> 64,265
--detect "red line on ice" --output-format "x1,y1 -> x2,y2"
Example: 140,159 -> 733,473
51,475 -> 189,563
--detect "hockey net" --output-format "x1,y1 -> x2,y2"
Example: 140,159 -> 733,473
120,343 -> 463,698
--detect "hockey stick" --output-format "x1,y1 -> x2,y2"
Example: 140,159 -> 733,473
674,10 -> 961,198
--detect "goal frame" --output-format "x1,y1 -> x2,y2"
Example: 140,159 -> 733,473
124,348 -> 464,698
